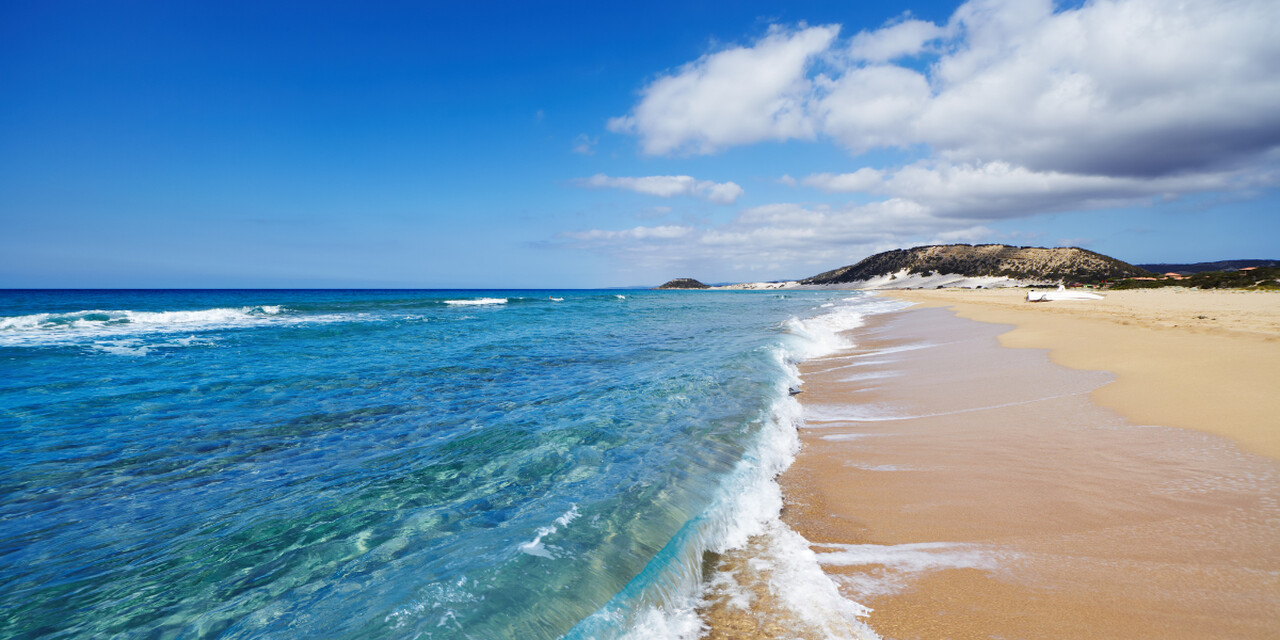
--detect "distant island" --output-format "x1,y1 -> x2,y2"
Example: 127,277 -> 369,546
657,244 -> 1280,290
656,278 -> 710,289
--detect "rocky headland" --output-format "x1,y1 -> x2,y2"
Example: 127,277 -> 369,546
801,244 -> 1149,288
656,278 -> 711,289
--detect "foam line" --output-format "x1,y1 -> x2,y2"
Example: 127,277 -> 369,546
804,390 -> 1094,423
443,298 -> 507,306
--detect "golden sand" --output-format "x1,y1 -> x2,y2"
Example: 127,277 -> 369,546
781,303 -> 1280,639
889,288 -> 1280,459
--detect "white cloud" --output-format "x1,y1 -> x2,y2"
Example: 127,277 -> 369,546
816,64 -> 931,153
607,24 -> 840,155
576,174 -> 744,204
913,0 -> 1280,177
778,159 -> 1268,237
612,0 -> 1280,178
562,225 -> 694,241
571,134 -> 597,155
558,160 -> 1261,278
576,0 -> 1280,280
802,168 -> 885,193
847,17 -> 945,62
799,160 -> 1264,219
557,197 -> 991,279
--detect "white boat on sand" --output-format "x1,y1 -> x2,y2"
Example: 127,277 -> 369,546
1026,285 -> 1105,302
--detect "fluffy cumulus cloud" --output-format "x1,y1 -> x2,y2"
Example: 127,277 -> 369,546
570,0 -> 1280,278
560,158 -> 1268,277
576,174 -> 745,204
847,18 -> 945,62
801,160 -> 1268,217
557,198 -> 1000,277
614,0 -> 1280,176
802,168 -> 885,193
607,25 -> 840,155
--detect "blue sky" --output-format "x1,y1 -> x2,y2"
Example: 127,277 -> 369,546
2,0 -> 1277,288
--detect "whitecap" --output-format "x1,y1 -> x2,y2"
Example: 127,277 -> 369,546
781,295 -> 912,361
569,348 -> 878,640
518,504 -> 579,559
443,298 -> 507,306
0,306 -> 297,347
89,341 -> 151,357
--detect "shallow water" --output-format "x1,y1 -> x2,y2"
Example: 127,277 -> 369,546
0,289 -> 901,639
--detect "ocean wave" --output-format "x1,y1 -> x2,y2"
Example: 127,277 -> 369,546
566,295 -> 910,639
1,290 -> 910,636
443,298 -> 508,306
782,295 -> 912,360
518,504 -> 580,559
565,379 -> 825,639
0,305 -> 327,350
0,305 -> 283,330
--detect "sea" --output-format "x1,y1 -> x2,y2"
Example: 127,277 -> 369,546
0,289 -> 905,639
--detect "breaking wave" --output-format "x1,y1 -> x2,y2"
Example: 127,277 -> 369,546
0,305 -> 328,349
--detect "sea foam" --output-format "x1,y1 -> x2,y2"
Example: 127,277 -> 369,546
568,294 -> 906,640
1,289 -> 912,639
0,306 -> 289,346
814,542 -> 1004,598
518,505 -> 580,559
443,298 -> 508,306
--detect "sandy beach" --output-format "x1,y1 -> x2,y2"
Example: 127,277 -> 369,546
781,289 -> 1280,639
892,288 -> 1280,459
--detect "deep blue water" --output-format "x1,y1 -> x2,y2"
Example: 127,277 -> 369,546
0,289 -> 886,639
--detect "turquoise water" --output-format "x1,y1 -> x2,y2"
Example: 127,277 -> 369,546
0,289 -> 891,639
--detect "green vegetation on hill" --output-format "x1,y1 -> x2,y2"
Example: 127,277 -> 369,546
655,278 -> 710,289
1111,266 -> 1280,290
1136,259 -> 1277,275
802,244 -> 1149,285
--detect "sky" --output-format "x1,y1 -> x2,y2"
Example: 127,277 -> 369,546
2,0 -> 1278,288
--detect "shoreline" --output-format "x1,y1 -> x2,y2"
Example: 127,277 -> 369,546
886,288 -> 1280,459
781,301 -> 1280,638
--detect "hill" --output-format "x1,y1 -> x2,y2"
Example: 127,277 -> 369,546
1136,259 -> 1278,275
801,244 -> 1149,286
655,278 -> 710,289
1113,265 -> 1280,290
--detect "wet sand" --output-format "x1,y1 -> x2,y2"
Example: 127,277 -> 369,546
781,305 -> 1280,639
889,288 -> 1280,459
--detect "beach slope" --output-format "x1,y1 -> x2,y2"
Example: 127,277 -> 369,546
889,288 -> 1280,459
780,295 -> 1280,639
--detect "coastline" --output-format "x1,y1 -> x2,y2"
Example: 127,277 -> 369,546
886,288 -> 1280,459
780,300 -> 1280,638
